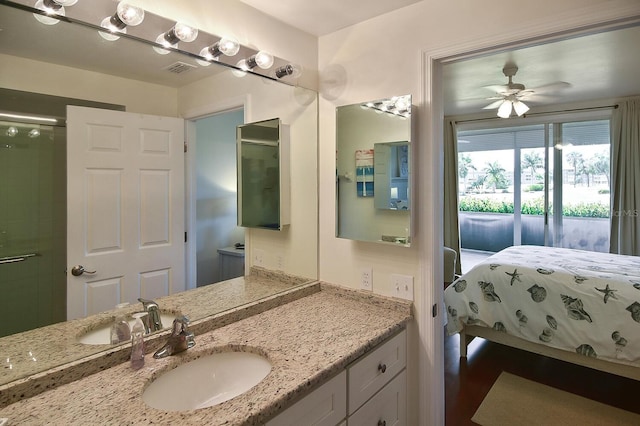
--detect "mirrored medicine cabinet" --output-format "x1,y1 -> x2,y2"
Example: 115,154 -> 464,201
336,95 -> 412,246
237,118 -> 290,230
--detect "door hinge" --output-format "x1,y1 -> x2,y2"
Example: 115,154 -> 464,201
184,232 -> 188,243
432,303 -> 438,318
184,141 -> 187,153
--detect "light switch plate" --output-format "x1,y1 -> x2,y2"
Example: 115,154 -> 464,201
392,274 -> 414,301
254,249 -> 264,267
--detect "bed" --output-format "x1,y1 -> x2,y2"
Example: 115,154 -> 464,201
444,245 -> 640,380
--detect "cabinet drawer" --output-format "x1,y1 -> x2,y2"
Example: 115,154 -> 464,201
266,371 -> 347,426
348,370 -> 406,426
348,329 -> 406,414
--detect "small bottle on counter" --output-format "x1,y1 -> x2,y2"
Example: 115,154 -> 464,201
130,313 -> 147,370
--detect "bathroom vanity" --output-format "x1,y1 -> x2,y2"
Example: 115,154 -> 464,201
0,280 -> 411,425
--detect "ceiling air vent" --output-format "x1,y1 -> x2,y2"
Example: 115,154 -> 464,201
164,61 -> 197,74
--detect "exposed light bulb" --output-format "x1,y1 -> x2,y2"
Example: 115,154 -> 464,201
394,95 -> 411,112
153,23 -> 197,55
217,37 -> 240,56
28,129 -> 41,138
33,0 -> 65,25
246,51 -> 274,70
196,37 -> 240,66
116,2 -> 144,26
497,100 -> 513,118
99,16 -> 126,41
513,100 -> 530,116
6,127 -> 18,137
98,3 -> 143,41
153,34 -> 172,55
232,59 -> 250,77
172,23 -> 198,42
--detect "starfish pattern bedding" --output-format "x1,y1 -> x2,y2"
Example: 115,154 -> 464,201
445,246 -> 640,366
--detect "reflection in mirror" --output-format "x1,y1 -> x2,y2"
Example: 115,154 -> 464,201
0,1 -> 317,385
336,95 -> 412,246
237,118 -> 290,230
374,142 -> 410,211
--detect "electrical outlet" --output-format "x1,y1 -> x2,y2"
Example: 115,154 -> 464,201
360,267 -> 373,291
392,274 -> 414,301
275,254 -> 285,270
254,249 -> 264,267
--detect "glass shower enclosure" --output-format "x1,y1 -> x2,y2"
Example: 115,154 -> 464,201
0,119 -> 66,337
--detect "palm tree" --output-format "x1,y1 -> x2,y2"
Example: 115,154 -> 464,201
483,161 -> 507,193
591,151 -> 610,187
469,175 -> 486,193
565,151 -> 584,187
522,152 -> 543,184
458,153 -> 476,194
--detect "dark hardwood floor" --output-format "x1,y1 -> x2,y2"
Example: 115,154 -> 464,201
445,332 -> 640,425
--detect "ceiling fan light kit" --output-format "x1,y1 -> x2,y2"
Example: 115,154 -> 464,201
482,64 -> 569,119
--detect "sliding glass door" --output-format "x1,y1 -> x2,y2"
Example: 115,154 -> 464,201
457,118 -> 610,254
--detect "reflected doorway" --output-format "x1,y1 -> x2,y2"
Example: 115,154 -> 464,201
194,109 -> 245,286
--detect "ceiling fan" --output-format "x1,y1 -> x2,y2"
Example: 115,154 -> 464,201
483,64 -> 570,118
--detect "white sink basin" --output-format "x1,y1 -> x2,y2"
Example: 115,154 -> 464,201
142,352 -> 272,411
77,313 -> 177,345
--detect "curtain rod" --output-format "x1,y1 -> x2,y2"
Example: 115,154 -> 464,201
454,104 -> 618,124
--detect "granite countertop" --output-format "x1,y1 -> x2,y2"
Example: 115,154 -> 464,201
0,284 -> 412,425
0,269 -> 314,406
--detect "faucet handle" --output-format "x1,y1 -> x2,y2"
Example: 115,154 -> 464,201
138,297 -> 158,309
173,315 -> 190,332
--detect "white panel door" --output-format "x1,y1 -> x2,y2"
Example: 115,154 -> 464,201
66,106 -> 185,320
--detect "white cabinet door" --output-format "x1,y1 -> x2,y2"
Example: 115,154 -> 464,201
348,330 -> 406,414
266,371 -> 347,426
67,106 -> 185,319
348,370 -> 406,426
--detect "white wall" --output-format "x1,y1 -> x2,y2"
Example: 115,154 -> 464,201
0,54 -> 178,116
318,1 -> 640,424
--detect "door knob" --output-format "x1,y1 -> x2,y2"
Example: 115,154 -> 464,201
71,265 -> 96,276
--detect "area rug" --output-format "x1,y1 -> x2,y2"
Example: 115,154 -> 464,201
471,372 -> 640,426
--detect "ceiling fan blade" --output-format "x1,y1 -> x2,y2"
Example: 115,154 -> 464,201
483,84 -> 509,93
483,99 -> 504,110
528,81 -> 571,94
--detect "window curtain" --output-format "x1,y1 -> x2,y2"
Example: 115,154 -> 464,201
610,98 -> 640,255
444,119 -> 462,274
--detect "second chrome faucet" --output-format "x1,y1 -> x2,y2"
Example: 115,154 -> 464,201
153,316 -> 196,359
137,298 -> 162,334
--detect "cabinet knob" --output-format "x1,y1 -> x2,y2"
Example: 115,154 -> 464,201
378,363 -> 387,373
378,420 -> 387,426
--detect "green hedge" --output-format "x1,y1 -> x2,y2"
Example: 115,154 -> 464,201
459,197 -> 609,218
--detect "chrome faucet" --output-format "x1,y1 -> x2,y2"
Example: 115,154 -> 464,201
138,298 -> 162,333
153,316 -> 196,359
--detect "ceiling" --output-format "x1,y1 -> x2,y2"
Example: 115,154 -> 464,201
442,24 -> 640,117
238,0 -> 422,36
240,1 -> 640,117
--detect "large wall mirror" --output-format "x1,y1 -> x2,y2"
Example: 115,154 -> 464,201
336,95 -> 412,245
0,1 -> 318,385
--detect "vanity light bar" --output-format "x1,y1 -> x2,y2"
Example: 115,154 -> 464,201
21,0 -> 302,83
0,112 -> 59,123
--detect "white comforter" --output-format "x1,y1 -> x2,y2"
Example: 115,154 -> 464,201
444,246 -> 640,366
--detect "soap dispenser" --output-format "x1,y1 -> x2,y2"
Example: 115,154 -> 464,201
130,312 -> 147,370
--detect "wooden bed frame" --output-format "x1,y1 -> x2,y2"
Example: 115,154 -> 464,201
459,324 -> 640,381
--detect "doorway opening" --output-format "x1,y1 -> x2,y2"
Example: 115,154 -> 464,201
192,108 -> 245,286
